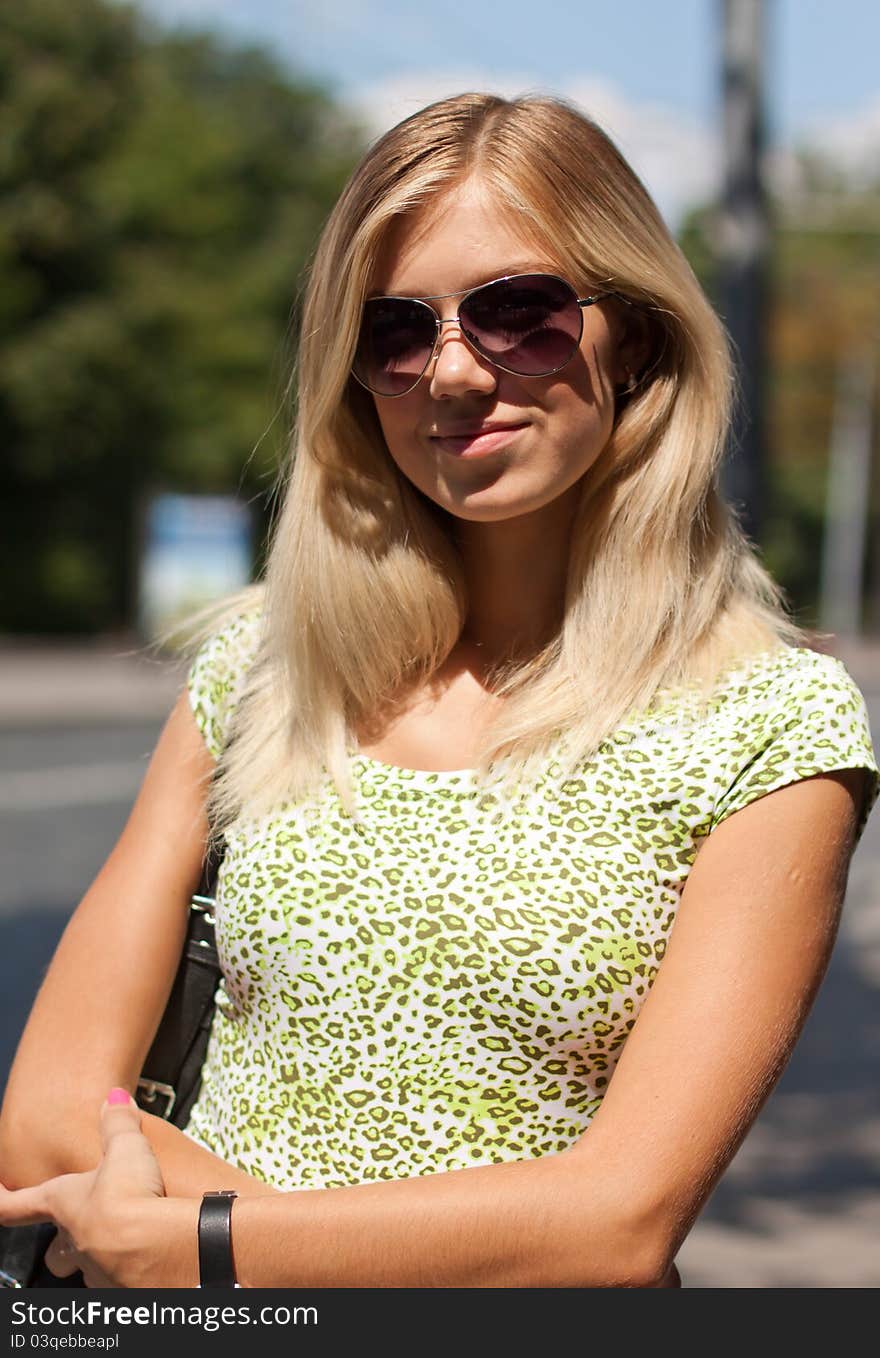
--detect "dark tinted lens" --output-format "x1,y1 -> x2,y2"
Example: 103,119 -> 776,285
460,274 -> 582,375
353,297 -> 437,395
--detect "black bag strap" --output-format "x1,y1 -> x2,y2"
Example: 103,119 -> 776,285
136,716 -> 235,1127
135,830 -> 227,1127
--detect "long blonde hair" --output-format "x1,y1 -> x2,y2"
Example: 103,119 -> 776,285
185,91 -> 812,831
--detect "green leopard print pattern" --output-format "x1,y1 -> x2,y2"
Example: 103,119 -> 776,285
183,609 -> 879,1189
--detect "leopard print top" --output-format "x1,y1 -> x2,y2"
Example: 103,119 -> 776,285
182,608 -> 879,1189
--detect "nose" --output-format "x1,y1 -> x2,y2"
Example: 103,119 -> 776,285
427,318 -> 498,398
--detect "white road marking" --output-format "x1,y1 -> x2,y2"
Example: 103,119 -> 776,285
0,760 -> 146,812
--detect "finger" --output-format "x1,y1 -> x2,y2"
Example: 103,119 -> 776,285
44,1228 -> 83,1279
97,1090 -> 166,1200
0,1181 -> 54,1227
100,1088 -> 143,1151
82,1263 -> 118,1289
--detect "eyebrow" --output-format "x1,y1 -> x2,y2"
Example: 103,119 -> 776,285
367,263 -> 555,300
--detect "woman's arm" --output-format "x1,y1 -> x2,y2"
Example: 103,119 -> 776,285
0,690 -> 276,1201
150,764 -> 873,1286
2,766 -> 864,1287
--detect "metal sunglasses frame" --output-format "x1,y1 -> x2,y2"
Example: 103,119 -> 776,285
351,271 -> 624,397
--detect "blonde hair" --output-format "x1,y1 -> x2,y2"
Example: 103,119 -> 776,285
182,91 -> 812,832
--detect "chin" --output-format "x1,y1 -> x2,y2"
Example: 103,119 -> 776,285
439,494 -> 563,523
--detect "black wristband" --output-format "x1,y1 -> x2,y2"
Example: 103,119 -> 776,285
198,1191 -> 239,1288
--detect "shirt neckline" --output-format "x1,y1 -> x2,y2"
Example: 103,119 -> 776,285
350,749 -> 479,782
347,646 -> 814,781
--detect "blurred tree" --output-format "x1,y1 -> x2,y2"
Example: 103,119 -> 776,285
0,0 -> 364,631
679,155 -> 880,632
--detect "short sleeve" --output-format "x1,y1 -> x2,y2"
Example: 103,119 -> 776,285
710,650 -> 880,849
186,607 -> 263,761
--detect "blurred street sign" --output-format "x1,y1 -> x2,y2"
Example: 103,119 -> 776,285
138,492 -> 253,644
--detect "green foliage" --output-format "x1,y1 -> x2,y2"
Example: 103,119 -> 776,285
678,164 -> 880,630
5,3 -> 876,636
0,0 -> 365,631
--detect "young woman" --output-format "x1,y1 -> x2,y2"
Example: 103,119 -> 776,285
1,92 -> 877,1289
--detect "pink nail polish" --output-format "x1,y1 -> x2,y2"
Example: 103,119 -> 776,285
107,1087 -> 131,1105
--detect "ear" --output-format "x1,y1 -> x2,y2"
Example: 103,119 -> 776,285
609,298 -> 654,389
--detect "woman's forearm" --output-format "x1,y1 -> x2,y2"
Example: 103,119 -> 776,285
148,1146 -> 667,1289
0,1097 -> 276,1200
140,1116 -> 279,1198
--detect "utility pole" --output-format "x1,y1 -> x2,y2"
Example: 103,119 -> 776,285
717,0 -> 769,547
819,351 -> 875,638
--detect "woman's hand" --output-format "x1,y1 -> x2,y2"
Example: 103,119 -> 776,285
1,1087 -> 684,1290
0,1089 -> 198,1288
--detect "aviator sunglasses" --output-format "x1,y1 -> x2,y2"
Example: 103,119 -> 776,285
351,272 -> 620,398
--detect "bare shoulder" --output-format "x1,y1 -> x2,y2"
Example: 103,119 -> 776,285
110,685 -> 217,890
567,768 -> 868,1268
686,766 -> 867,916
44,683 -> 217,951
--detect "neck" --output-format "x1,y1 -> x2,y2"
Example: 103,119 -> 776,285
452,487 -> 580,665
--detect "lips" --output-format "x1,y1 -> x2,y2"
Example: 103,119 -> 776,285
431,421 -> 527,438
428,421 -> 529,458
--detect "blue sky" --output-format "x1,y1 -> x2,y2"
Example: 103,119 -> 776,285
130,0 -> 880,227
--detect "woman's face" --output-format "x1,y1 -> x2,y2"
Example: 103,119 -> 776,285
366,180 -> 637,526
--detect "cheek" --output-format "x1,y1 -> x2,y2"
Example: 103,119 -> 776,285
374,396 -> 414,449
542,376 -> 612,446
373,398 -> 425,482
550,346 -> 617,437
571,311 -> 617,387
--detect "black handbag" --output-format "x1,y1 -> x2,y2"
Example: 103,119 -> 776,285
0,837 -> 226,1289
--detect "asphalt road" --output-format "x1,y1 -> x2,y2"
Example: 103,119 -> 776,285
1,706 -> 878,1288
